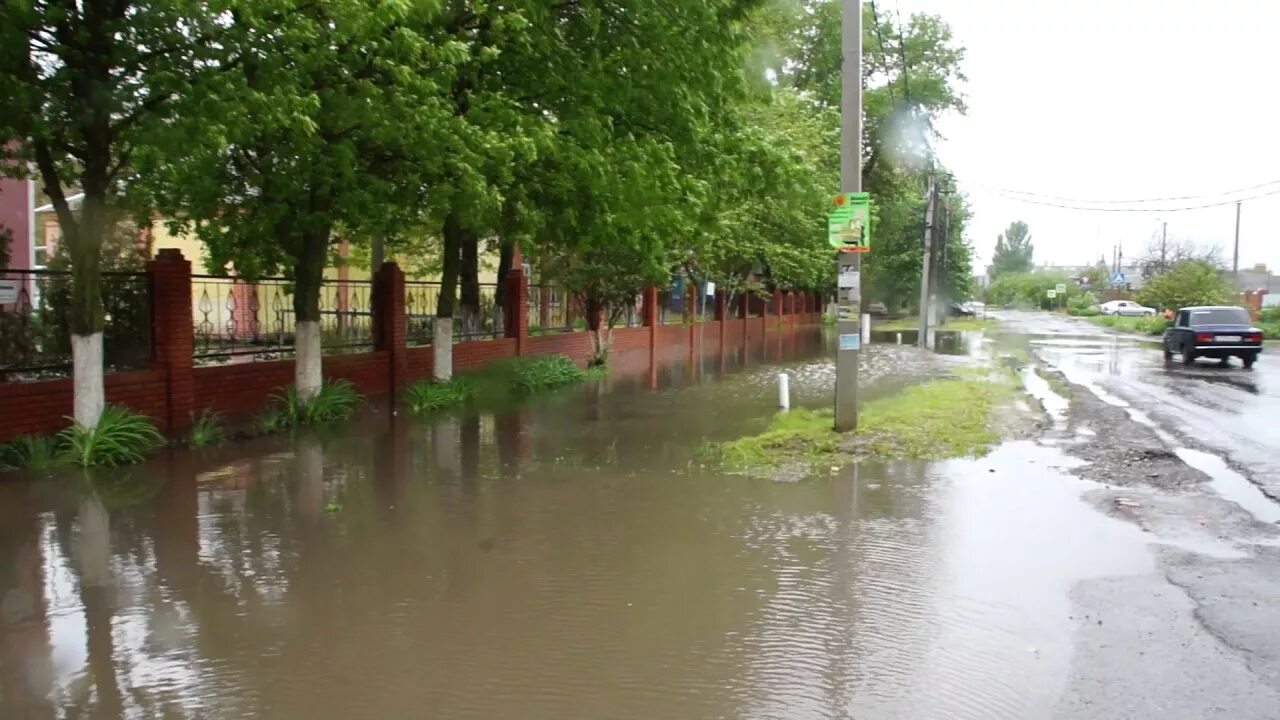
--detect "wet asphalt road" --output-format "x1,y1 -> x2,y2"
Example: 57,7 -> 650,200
997,310 -> 1280,499
989,310 -> 1280,719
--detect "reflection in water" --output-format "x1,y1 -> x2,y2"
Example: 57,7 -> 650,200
0,329 -> 1153,719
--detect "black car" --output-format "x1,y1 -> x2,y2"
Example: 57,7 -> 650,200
1162,306 -> 1264,368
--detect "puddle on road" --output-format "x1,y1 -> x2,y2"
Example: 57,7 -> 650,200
1021,367 -> 1068,428
0,330 -> 1159,720
834,441 -> 1152,720
1175,448 -> 1280,524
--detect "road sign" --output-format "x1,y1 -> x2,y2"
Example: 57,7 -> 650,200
828,192 -> 872,252
1055,283 -> 1067,294
0,280 -> 17,305
1047,289 -> 1057,299
1113,272 -> 1127,285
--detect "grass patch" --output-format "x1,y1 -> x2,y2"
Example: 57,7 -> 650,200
405,377 -> 478,413
873,316 -> 996,332
257,380 -> 361,433
1089,315 -> 1168,335
403,355 -> 592,415
0,435 -> 64,472
189,409 -> 228,447
706,376 -> 1016,478
60,405 -> 164,468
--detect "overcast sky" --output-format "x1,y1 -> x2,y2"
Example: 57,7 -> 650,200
896,0 -> 1280,277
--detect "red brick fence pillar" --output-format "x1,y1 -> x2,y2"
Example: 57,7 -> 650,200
504,265 -> 529,355
148,249 -> 195,433
373,262 -> 408,394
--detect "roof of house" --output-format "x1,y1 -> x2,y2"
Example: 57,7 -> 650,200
33,192 -> 84,214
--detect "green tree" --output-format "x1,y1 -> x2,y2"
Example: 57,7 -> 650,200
147,0 -> 458,400
991,221 -> 1034,278
1137,259 -> 1234,312
1,0 -> 226,426
762,1 -> 971,310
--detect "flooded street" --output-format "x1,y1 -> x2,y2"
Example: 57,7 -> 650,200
3,325 -> 1280,719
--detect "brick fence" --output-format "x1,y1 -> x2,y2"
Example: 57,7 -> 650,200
0,250 -> 824,442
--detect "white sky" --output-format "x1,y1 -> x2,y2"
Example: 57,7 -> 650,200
897,0 -> 1280,275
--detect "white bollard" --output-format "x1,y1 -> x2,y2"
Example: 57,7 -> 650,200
896,332 -> 903,345
778,372 -> 791,411
862,313 -> 871,343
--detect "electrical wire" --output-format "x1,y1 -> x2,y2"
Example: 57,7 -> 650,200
973,178 -> 1280,206
974,184 -> 1280,212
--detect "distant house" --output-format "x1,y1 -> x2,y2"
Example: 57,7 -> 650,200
0,175 -> 34,268
1233,263 -> 1276,294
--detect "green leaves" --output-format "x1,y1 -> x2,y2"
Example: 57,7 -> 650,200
60,406 -> 165,468
992,221 -> 1035,278
1137,260 -> 1235,313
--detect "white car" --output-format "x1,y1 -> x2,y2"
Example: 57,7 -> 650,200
1098,300 -> 1156,317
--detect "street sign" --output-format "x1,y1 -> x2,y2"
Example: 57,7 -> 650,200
839,333 -> 861,351
1113,272 -> 1127,285
0,280 -> 17,305
1047,289 -> 1057,299
1055,283 -> 1067,294
828,192 -> 872,252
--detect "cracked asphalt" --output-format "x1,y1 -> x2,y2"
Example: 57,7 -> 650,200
983,311 -> 1280,719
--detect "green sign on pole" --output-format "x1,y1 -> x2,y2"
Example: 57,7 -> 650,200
1047,289 -> 1057,299
828,192 -> 872,252
1055,283 -> 1067,294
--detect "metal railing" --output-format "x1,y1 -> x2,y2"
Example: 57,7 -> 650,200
405,281 -> 503,345
528,285 -> 577,335
192,275 -> 373,362
0,268 -> 152,380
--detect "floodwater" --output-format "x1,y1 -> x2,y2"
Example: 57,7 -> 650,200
0,329 -> 1153,719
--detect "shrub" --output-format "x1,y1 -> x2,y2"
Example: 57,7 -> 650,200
0,435 -> 64,472
506,355 -> 585,394
1066,291 -> 1099,316
402,355 -> 590,415
1136,259 -> 1233,312
404,377 -> 478,414
189,409 -> 228,447
1134,316 -> 1170,335
60,406 -> 164,468
270,380 -> 361,426
256,407 -> 288,434
1260,307 -> 1280,324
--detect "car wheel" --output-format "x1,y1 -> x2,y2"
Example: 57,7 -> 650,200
1182,345 -> 1196,366
1243,353 -> 1257,369
1163,344 -> 1173,361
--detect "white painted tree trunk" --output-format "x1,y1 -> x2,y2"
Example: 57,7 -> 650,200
433,318 -> 453,381
295,320 -> 323,402
295,433 -> 325,517
71,332 -> 105,429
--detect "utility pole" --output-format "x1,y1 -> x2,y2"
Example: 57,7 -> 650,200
938,200 -> 950,327
917,174 -> 937,348
1160,222 -> 1167,271
834,0 -> 862,432
1233,201 -> 1242,283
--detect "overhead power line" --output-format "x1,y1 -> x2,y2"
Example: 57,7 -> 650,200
973,178 -> 1280,206
974,184 -> 1280,213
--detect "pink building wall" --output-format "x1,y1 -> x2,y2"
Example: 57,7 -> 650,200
0,175 -> 33,269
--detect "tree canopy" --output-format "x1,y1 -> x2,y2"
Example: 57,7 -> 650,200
991,221 -> 1034,278
1137,260 -> 1234,312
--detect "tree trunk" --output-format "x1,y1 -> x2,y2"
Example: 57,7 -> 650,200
460,231 -> 480,335
435,213 -> 463,380
493,239 -> 514,320
293,227 -> 329,402
586,297 -> 610,366
69,190 -> 108,428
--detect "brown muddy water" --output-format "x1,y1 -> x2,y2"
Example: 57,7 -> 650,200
0,329 -> 1153,719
